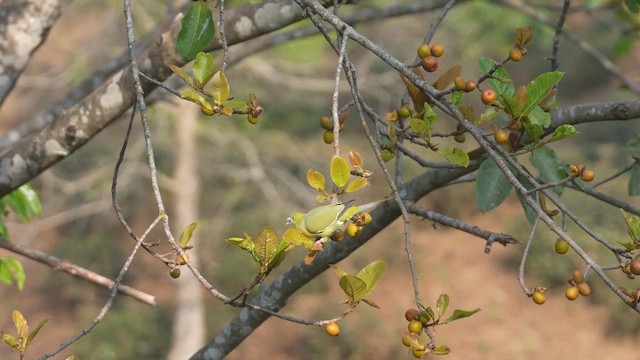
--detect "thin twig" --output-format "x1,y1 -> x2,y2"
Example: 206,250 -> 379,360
550,0 -> 570,72
518,218 -> 540,296
219,0 -> 230,71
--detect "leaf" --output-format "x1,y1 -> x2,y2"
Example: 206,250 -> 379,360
339,275 -> 367,304
629,163 -> 640,196
436,147 -> 469,167
13,310 -> 28,340
617,240 -> 636,251
423,103 -> 436,125
180,89 -> 213,114
432,344 -> 451,355
621,209 -> 640,241
477,107 -> 502,125
443,308 -> 481,324
26,318 -> 48,348
0,257 -> 25,290
515,26 -> 534,47
2,334 -> 17,348
211,70 -> 230,105
349,150 -> 364,171
478,57 -> 514,97
626,0 -> 640,13
362,298 -> 381,309
332,265 -> 349,279
381,149 -> 395,162
176,4 -> 215,60
400,68 -> 428,113
168,64 -> 195,88
476,158 -> 512,212
527,105 -> 551,128
330,155 -> 351,188
225,236 -> 255,253
613,35 -> 636,59
434,65 -> 461,90
356,260 -> 386,297
345,178 -> 369,193
523,72 -> 564,116
523,122 -> 544,143
451,91 -> 463,106
306,169 -> 326,191
193,52 -> 214,87
178,222 -> 198,248
549,124 -> 579,143
267,241 -> 293,270
409,118 -> 431,140
401,331 -> 425,350
254,227 -> 279,270
458,102 -> 475,122
530,146 -> 567,195
435,293 -> 449,319
282,228 -> 314,249
2,184 -> 42,223
388,122 -> 397,145
623,138 -> 640,159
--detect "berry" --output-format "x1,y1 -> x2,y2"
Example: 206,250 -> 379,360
421,56 -> 438,73
581,169 -> 595,182
408,319 -> 423,334
454,133 -> 466,143
169,268 -> 181,279
454,76 -> 466,92
431,43 -> 445,57
412,347 -> 427,358
509,48 -> 523,62
402,336 -> 412,347
572,270 -> 584,284
398,106 -> 411,119
346,222 -> 359,237
405,308 -> 419,321
565,286 -> 579,301
464,81 -> 477,92
569,164 -> 582,177
417,44 -> 431,58
325,322 -> 340,336
555,238 -> 569,254
577,282 -> 591,297
362,212 -> 372,225
320,116 -> 332,130
630,259 -> 640,275
532,291 -> 545,305
323,130 -> 334,144
494,129 -> 509,144
481,88 -> 497,104
247,114 -> 259,124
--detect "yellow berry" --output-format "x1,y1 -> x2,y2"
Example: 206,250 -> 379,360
417,44 -> 431,59
454,76 -> 466,91
412,347 -> 427,358
325,322 -> 340,336
494,129 -> 509,144
555,238 -> 569,254
565,286 -> 579,301
247,114 -> 259,124
323,130 -> 334,144
346,223 -> 359,237
532,291 -> 545,305
408,320 -> 423,334
398,106 -> 411,119
362,212 -> 372,225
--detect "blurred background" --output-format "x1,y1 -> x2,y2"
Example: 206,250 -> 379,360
1,0 -> 640,359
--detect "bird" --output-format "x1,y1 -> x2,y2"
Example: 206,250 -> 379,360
287,199 -> 384,242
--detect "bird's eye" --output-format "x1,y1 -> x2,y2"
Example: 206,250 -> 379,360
286,216 -> 293,224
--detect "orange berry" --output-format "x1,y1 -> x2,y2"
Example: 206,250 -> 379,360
421,56 -> 438,72
481,88 -> 497,104
325,322 -> 340,336
630,259 -> 640,275
431,43 -> 445,57
509,48 -> 523,62
581,169 -> 595,182
494,129 -> 509,144
577,282 -> 591,297
565,286 -> 579,301
464,81 -> 477,92
572,270 -> 584,284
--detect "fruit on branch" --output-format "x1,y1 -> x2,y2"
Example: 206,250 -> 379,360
630,258 -> 640,275
565,286 -> 579,301
247,114 -> 259,124
408,320 -> 423,334
572,270 -> 584,284
494,129 -> 509,144
325,322 -> 340,336
509,48 -> 523,62
347,222 -> 359,237
405,308 -> 419,321
412,347 -> 427,358
323,130 -> 334,144
580,169 -> 595,182
398,106 -> 411,119
169,268 -> 181,278
320,116 -> 332,130
402,336 -> 412,347
417,44 -> 431,59
454,76 -> 466,91
431,43 -> 445,57
454,134 -> 466,143
532,290 -> 546,305
481,89 -> 497,105
464,81 -> 477,92
422,56 -> 438,73
577,282 -> 592,297
555,238 -> 569,254
569,164 -> 583,177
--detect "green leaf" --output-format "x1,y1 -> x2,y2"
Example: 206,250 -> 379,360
330,155 -> 351,188
443,308 -> 481,324
267,240 -> 293,270
630,163 -> 640,196
210,70 -> 230,105
176,4 -> 215,60
436,147 -> 469,167
613,35 -> 636,59
193,52 -> 215,87
306,169 -> 326,191
168,64 -> 196,88
530,146 -> 567,195
451,91 -> 463,105
381,149 -> 395,162
522,72 -> 564,116
626,0 -> 640,12
478,57 -> 514,97
254,227 -> 279,270
2,333 -> 17,349
523,122 -> 544,143
476,158 -> 512,212
0,257 -> 25,290
180,89 -> 213,114
356,260 -> 386,297
345,178 -> 368,193
477,107 -> 502,126
178,222 -> 198,248
13,310 -> 28,340
621,209 -> 640,241
388,122 -> 397,146
527,106 -> 551,128
423,103 -> 436,125
617,239 -> 637,251
26,318 -> 48,348
0,221 -> 7,238
549,124 -> 579,143
432,344 -> 451,355
339,275 -> 367,304
2,184 -> 42,223
282,228 -> 314,249
225,236 -> 255,253
332,265 -> 349,279
409,118 -> 431,141
435,293 -> 449,319
623,138 -> 640,159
